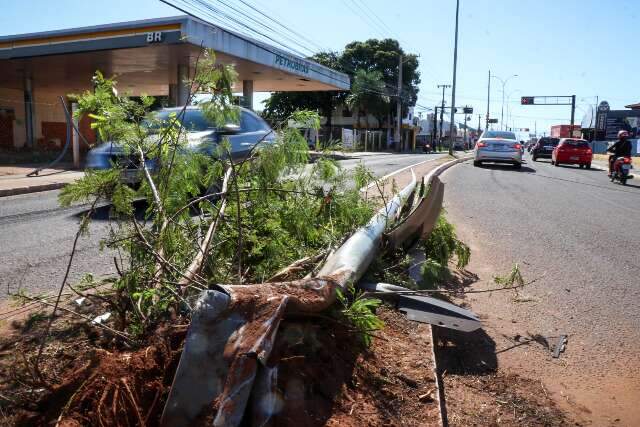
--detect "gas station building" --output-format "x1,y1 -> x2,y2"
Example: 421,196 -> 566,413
0,15 -> 349,150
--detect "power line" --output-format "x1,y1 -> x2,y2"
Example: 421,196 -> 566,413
212,0 -> 317,56
160,0 -> 350,86
235,0 -> 329,53
340,0 -> 387,38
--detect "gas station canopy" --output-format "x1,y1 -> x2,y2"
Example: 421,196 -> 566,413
0,15 -> 349,149
0,15 -> 349,95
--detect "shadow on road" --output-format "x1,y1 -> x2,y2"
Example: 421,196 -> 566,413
553,164 -> 603,172
475,163 -> 537,174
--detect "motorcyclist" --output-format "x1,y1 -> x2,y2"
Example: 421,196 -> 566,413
607,130 -> 632,176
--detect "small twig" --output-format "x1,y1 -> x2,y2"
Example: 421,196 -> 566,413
144,388 -> 161,425
267,250 -> 327,282
365,275 -> 544,297
20,293 -> 133,342
178,167 -> 232,288
36,197 -> 99,364
121,378 -> 145,427
228,150 -> 244,284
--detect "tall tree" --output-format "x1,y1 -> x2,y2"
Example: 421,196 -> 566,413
341,39 -> 420,120
262,40 -> 420,135
346,70 -> 389,130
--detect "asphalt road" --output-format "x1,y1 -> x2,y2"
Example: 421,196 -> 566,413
441,154 -> 640,424
0,152 -> 444,300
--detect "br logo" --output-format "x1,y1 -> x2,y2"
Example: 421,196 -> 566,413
146,32 -> 163,43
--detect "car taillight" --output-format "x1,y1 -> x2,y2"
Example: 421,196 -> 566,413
514,144 -> 522,150
477,142 -> 487,147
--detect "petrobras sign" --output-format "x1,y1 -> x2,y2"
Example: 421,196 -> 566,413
274,54 -> 310,74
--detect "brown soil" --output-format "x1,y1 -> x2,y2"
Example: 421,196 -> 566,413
0,298 -> 187,427
433,326 -> 573,426
267,308 -> 440,427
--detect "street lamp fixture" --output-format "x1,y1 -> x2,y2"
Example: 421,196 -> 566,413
491,74 -> 518,131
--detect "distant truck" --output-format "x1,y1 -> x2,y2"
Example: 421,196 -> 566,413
550,124 -> 581,138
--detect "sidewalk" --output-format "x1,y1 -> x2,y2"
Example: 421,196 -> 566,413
0,164 -> 84,197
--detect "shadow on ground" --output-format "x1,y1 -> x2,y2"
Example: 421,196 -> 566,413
474,163 -> 537,173
434,327 -> 498,375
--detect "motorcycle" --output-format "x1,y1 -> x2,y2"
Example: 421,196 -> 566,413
610,156 -> 634,185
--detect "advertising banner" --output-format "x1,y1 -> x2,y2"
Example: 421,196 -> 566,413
342,128 -> 354,150
596,109 -> 640,140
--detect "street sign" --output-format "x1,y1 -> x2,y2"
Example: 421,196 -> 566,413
463,107 -> 473,114
488,118 -> 498,124
521,96 -> 534,105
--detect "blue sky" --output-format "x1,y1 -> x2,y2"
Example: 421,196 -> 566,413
3,0 -> 639,135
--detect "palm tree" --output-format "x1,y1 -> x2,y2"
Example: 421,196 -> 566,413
346,70 -> 390,140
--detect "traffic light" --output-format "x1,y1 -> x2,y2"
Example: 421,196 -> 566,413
521,96 -> 534,105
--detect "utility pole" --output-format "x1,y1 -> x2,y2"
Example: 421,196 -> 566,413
437,84 -> 451,152
570,94 -> 576,138
478,114 -> 482,134
395,54 -> 403,151
463,112 -> 468,150
486,70 -> 491,131
448,0 -> 460,156
432,106 -> 439,150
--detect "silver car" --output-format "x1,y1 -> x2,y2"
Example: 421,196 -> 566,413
85,106 -> 275,183
473,137 -> 523,169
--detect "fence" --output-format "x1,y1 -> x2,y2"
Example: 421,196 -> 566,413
340,128 -> 386,152
590,140 -> 640,156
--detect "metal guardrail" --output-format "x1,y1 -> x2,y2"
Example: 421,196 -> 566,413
160,157 -> 476,426
161,172 -> 418,426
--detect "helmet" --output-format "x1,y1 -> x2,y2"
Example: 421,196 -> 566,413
618,130 -> 630,139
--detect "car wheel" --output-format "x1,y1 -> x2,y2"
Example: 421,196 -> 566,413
473,160 -> 481,167
586,163 -> 591,169
514,162 -> 522,169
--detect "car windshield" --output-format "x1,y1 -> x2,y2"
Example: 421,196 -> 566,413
146,110 -> 214,132
539,138 -> 559,146
563,140 -> 590,148
482,131 -> 516,140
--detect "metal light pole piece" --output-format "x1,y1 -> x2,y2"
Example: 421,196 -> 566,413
486,70 -> 490,131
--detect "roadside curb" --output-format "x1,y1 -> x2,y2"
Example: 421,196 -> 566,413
361,154 -> 452,191
430,325 -> 447,426
0,182 -> 68,198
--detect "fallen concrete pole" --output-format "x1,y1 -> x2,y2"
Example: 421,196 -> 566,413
161,171 -> 417,426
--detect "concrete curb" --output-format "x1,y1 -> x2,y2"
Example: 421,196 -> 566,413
0,182 -> 68,198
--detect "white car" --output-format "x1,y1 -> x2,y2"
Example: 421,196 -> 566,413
473,131 -> 523,169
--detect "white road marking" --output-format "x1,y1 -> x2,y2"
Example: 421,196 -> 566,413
361,156 -> 443,191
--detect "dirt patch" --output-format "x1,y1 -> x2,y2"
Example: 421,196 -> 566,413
328,308 -> 440,426
434,327 -> 573,426
0,298 -> 187,427
1,295 -> 440,427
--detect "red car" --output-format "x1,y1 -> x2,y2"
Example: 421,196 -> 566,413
551,138 -> 592,169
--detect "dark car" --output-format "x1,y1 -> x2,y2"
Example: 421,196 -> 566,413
85,106 -> 275,183
531,137 -> 560,161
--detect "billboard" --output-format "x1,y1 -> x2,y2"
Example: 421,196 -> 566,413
593,101 -> 640,140
597,110 -> 640,139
